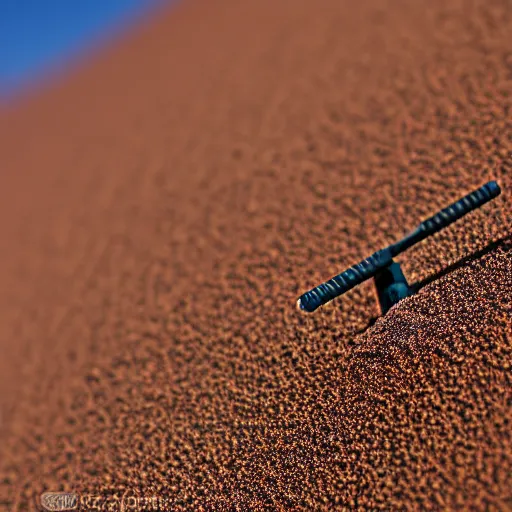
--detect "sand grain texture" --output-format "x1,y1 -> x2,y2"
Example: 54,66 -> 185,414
0,0 -> 511,510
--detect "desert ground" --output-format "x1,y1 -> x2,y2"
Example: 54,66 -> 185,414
0,0 -> 511,509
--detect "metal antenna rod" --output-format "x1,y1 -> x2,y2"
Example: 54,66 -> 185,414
297,180 -> 501,313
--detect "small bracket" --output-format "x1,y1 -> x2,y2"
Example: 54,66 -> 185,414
373,260 -> 412,315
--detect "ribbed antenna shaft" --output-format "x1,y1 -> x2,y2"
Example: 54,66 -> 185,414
390,180 -> 501,256
297,180 -> 501,313
297,248 -> 393,312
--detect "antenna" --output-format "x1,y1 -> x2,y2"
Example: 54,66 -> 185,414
297,180 -> 501,315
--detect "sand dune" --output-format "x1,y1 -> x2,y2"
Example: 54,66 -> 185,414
0,0 -> 511,509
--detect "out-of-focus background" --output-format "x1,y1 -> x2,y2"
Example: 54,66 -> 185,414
0,0 -> 163,100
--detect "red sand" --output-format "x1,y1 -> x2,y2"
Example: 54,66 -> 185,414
0,0 -> 511,509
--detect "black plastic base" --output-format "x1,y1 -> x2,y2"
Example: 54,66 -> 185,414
373,260 -> 412,315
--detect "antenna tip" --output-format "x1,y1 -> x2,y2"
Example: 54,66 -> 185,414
487,180 -> 501,195
297,296 -> 317,313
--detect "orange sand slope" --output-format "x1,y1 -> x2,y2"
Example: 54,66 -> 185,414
0,0 -> 511,509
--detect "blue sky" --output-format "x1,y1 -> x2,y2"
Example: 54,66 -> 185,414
1,1 -> 162,98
